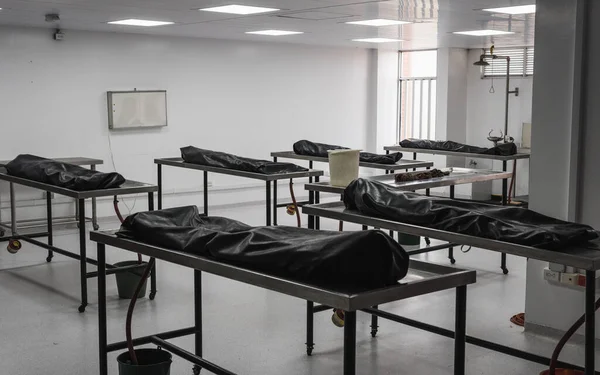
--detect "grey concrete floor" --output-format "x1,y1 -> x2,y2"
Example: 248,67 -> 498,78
0,202 -> 596,375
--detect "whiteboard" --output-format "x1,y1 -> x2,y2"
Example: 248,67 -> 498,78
107,90 -> 168,130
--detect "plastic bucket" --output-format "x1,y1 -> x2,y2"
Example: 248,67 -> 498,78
539,370 -> 584,375
117,348 -> 172,375
328,149 -> 360,187
114,261 -> 148,299
398,233 -> 421,246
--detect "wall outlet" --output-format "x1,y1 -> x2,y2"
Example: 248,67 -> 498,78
561,273 -> 579,286
543,269 -> 560,282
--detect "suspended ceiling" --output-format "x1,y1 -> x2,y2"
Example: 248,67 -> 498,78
0,0 -> 536,49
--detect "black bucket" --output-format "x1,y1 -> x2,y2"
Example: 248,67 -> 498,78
398,233 -> 421,246
114,261 -> 148,299
117,348 -> 172,375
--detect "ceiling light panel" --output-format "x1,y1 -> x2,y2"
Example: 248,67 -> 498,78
453,30 -> 515,36
107,19 -> 174,27
482,5 -> 536,14
346,19 -> 411,26
352,38 -> 403,43
246,30 -> 303,36
200,5 -> 279,15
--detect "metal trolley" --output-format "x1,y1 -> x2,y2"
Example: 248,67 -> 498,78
0,172 -> 158,312
91,230 -> 475,375
303,201 -> 600,375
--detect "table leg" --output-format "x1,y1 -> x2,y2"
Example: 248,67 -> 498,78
585,270 -> 596,375
157,164 -> 162,210
266,181 -> 272,226
91,164 -> 98,230
10,182 -> 17,235
46,192 -> 54,262
203,171 -> 208,216
455,286 -> 467,375
501,161 -> 509,274
97,243 -> 107,375
193,270 -> 203,375
78,199 -> 87,313
273,157 -> 278,226
343,311 -> 357,375
315,176 -> 320,230
449,186 -> 456,264
371,306 -> 379,337
306,301 -> 315,356
148,192 -> 157,300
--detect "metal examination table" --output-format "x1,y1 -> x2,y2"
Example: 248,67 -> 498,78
304,167 -> 513,272
155,157 -> 323,226
0,172 -> 158,312
0,157 -> 104,237
271,151 -> 434,227
383,145 -> 531,205
91,230 -> 476,375
303,201 -> 600,375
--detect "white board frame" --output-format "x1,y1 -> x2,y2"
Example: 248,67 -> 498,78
107,90 -> 168,130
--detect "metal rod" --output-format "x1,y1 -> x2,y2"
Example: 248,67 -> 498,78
46,192 -> 54,262
312,304 -> 332,313
505,56 -> 510,137
586,270 -> 596,375
343,311 -> 357,375
427,79 -> 432,140
91,164 -> 98,229
148,192 -> 154,211
157,164 -> 162,210
306,301 -> 315,355
195,270 -> 203,360
411,80 -> 416,139
106,327 -> 196,352
98,243 -> 107,375
315,176 -> 320,230
78,199 -> 87,312
152,337 -> 238,375
371,306 -> 379,338
266,181 -> 272,226
203,171 -> 208,216
86,264 -> 147,278
10,182 -> 17,234
407,243 -> 457,256
455,286 -> 467,375
419,79 -> 424,139
273,157 -> 278,226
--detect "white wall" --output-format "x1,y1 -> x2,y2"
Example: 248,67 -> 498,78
466,49 -> 533,197
0,26 -> 372,224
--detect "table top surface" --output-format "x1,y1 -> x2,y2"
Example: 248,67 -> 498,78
302,202 -> 600,271
304,167 -> 512,194
155,157 -> 324,181
90,230 -> 475,311
270,151 -> 434,170
383,146 -> 531,161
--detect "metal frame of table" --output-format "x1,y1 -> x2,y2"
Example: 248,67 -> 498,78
270,151 -> 434,227
0,173 -> 158,312
154,157 -> 323,226
91,230 -> 475,375
383,145 -> 531,205
0,157 -> 104,237
305,168 -> 513,272
303,201 -> 600,375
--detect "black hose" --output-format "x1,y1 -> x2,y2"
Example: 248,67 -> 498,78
125,258 -> 155,365
289,179 -> 301,228
114,196 -> 142,264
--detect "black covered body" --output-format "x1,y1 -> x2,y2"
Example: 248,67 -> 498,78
5,154 -> 125,191
400,138 -> 517,156
344,179 -> 598,250
293,140 -> 403,165
181,146 -> 307,175
118,206 -> 409,290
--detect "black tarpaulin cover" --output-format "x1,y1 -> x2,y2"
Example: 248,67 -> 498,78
344,179 -> 598,250
5,154 -> 125,191
400,138 -> 517,156
293,140 -> 403,165
118,206 -> 410,289
181,146 -> 308,175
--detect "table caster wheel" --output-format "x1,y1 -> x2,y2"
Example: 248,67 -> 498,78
193,365 -> 202,375
7,239 -> 22,254
149,292 -> 156,300
503,268 -> 509,275
450,258 -> 456,265
78,304 -> 87,313
93,224 -> 100,231
0,230 -> 5,237
46,256 -> 53,263
306,344 -> 314,356
371,330 -> 378,338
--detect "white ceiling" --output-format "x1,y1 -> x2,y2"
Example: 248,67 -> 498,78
0,0 -> 535,49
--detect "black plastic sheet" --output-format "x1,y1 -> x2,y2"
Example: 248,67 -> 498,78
344,179 -> 598,250
293,140 -> 403,165
5,154 -> 125,191
400,138 -> 517,156
118,206 -> 409,290
181,146 -> 308,175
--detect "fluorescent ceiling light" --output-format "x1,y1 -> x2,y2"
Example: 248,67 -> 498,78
346,19 -> 411,26
200,5 -> 279,15
453,29 -> 514,36
246,29 -> 303,36
108,19 -> 174,27
483,4 -> 536,14
352,38 -> 403,43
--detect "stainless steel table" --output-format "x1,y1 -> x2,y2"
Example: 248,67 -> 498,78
383,145 -> 531,205
303,201 -> 600,375
0,172 -> 158,312
155,157 -> 323,226
270,151 -> 434,227
91,230 -> 475,375
0,157 -> 104,235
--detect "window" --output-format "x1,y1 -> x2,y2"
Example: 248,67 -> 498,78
398,50 -> 437,142
482,47 -> 534,77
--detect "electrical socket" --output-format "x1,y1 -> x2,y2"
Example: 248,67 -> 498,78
561,273 -> 580,286
543,269 -> 560,282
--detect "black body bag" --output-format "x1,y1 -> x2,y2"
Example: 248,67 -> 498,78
5,154 -> 125,191
344,178 -> 598,250
293,140 -> 403,165
118,206 -> 410,290
400,138 -> 517,156
181,146 -> 307,174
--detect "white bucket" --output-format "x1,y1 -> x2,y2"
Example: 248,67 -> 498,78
328,149 -> 360,187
